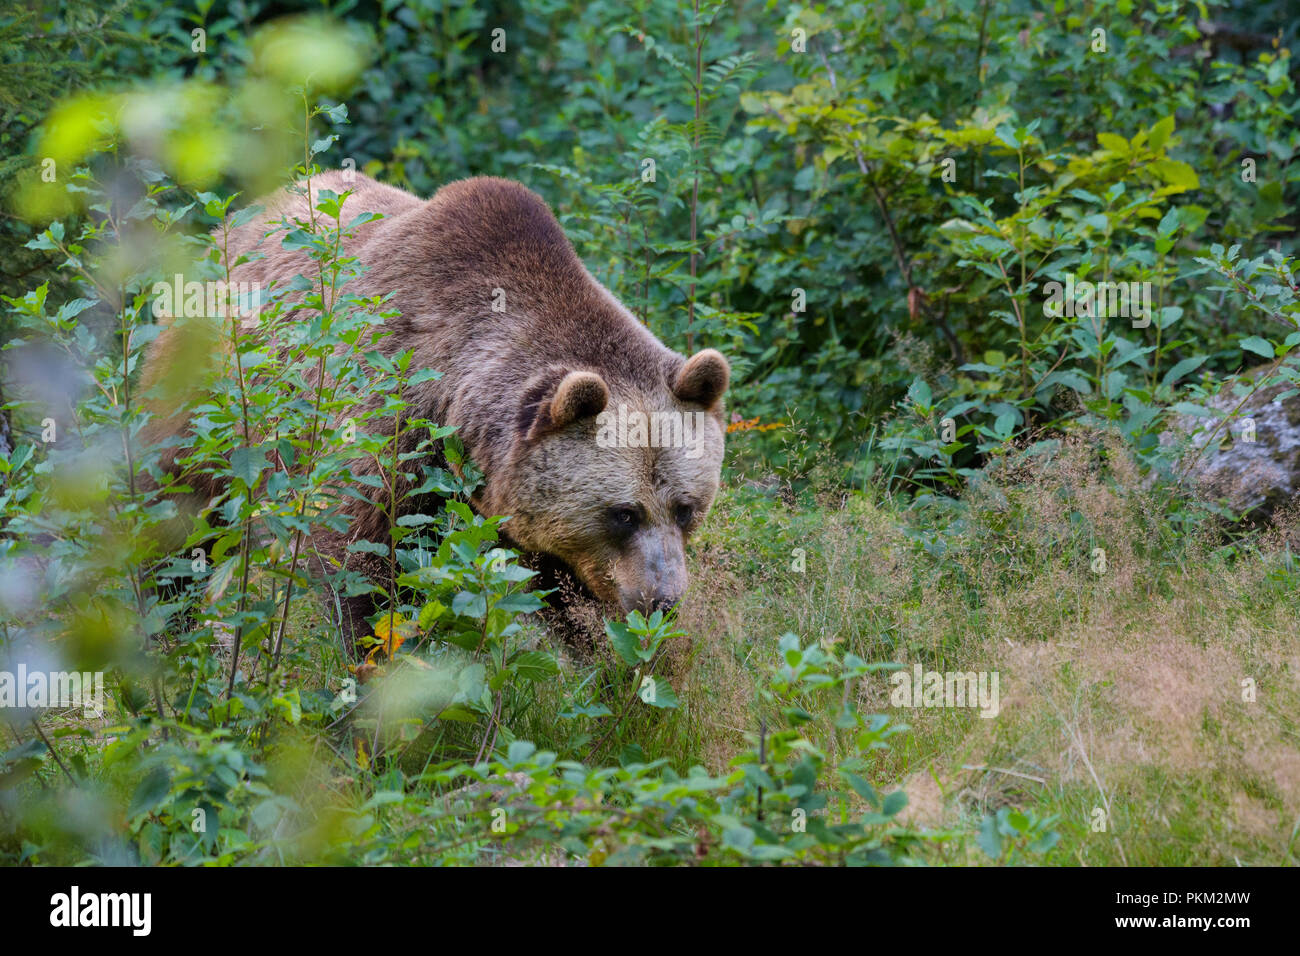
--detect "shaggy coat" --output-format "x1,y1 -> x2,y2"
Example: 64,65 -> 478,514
139,172 -> 729,651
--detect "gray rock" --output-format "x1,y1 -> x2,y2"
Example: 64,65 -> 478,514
1167,371 -> 1300,520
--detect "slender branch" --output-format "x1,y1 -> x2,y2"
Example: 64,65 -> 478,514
31,719 -> 76,785
686,0 -> 703,353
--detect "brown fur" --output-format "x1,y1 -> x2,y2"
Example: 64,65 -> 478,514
138,172 -> 729,652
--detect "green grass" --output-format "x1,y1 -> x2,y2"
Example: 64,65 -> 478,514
8,430 -> 1298,866
653,431 -> 1300,865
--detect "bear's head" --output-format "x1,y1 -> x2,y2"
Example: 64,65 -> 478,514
491,348 -> 729,615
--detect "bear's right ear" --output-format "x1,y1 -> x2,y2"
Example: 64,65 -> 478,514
525,369 -> 609,441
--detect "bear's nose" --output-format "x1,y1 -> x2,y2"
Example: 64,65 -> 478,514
649,594 -> 678,615
620,588 -> 681,617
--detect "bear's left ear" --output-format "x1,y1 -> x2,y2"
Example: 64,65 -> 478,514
525,369 -> 609,441
673,349 -> 730,408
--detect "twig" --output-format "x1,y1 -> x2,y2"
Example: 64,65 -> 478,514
961,764 -> 1047,785
30,719 -> 76,785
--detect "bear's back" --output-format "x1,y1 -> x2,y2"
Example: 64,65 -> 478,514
219,171 -> 423,293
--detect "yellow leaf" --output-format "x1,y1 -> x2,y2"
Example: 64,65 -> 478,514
1097,132 -> 1130,154
1150,159 -> 1199,192
1148,116 -> 1175,151
368,613 -> 416,661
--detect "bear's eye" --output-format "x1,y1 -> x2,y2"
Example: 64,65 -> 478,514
607,506 -> 641,535
674,504 -> 694,529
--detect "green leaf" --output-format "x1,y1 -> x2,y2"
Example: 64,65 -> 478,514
977,814 -> 1002,858
840,770 -> 880,809
1240,336 -> 1276,359
639,677 -> 678,709
605,620 -> 642,665
451,590 -> 487,618
417,600 -> 446,630
559,700 -> 612,719
128,766 -> 172,818
1029,830 -> 1061,854
994,124 -> 1019,149
993,411 -> 1016,439
445,500 -> 474,525
229,446 -> 269,489
436,705 -> 478,723
506,740 -> 536,765
1038,370 -> 1092,394
493,592 -> 545,614
407,367 -> 443,386
722,825 -> 756,852
1161,354 -> 1208,387
512,651 -> 558,682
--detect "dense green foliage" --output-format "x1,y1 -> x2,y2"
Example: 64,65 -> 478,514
0,0 -> 1296,865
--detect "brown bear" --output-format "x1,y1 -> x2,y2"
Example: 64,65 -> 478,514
138,172 -> 729,654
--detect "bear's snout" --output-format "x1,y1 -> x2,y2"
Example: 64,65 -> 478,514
617,526 -> 687,616
620,588 -> 681,616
